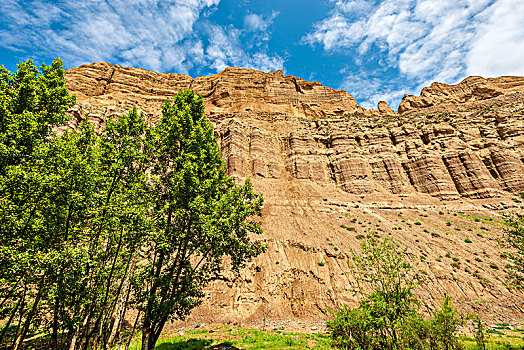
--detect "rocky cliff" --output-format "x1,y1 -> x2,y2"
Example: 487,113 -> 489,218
399,75 -> 524,115
65,63 -> 524,327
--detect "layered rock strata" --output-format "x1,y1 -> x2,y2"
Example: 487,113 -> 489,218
65,63 -> 524,324
399,75 -> 524,115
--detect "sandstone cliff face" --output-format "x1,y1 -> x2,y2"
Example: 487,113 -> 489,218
399,75 -> 524,115
65,63 -> 524,325
66,62 -> 366,120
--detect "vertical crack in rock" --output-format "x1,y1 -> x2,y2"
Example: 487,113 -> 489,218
63,63 -> 524,322
102,67 -> 116,95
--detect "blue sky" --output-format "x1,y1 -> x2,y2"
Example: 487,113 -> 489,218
1,0 -> 524,110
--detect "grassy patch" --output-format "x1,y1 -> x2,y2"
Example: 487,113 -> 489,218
123,327 -> 332,349
120,325 -> 524,350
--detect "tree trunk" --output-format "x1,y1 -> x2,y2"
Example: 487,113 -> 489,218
13,275 -> 45,350
141,328 -> 161,350
141,316 -> 167,350
52,295 -> 60,349
68,304 -> 91,350
106,257 -> 136,349
0,289 -> 25,345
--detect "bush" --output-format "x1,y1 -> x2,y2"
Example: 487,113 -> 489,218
465,238 -> 472,243
327,306 -> 375,350
328,236 -> 466,350
504,214 -> 524,288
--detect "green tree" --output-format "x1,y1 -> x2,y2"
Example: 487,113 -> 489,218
66,107 -> 151,350
0,59 -> 150,350
328,235 -> 465,350
0,58 -> 74,172
504,213 -> 524,288
350,235 -> 419,348
472,314 -> 488,350
134,90 -> 266,350
0,60 -> 265,350
0,58 -> 80,349
427,297 -> 464,350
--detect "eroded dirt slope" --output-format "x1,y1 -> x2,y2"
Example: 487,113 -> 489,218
65,63 -> 524,324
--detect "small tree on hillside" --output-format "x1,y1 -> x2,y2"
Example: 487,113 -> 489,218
134,90 -> 266,350
328,235 -> 465,350
350,236 -> 419,349
504,212 -> 524,288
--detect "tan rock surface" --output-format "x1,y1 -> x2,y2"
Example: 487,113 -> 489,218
399,76 -> 524,115
378,100 -> 397,115
65,62 -> 366,119
65,63 -> 524,325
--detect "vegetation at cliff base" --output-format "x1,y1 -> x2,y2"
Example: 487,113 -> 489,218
504,211 -> 524,288
327,235 -> 471,350
0,59 -> 265,350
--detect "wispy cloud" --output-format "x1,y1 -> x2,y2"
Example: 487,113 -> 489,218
0,0 -> 284,74
339,72 -> 408,110
200,9 -> 283,72
203,23 -> 284,72
244,11 -> 279,32
466,0 -> 524,77
304,0 -> 524,109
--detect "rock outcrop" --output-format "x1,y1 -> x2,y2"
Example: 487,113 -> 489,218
399,76 -> 524,115
378,100 -> 397,115
65,63 -> 524,325
66,62 -> 366,120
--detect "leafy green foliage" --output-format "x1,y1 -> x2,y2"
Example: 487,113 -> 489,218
328,235 -> 465,350
504,214 -> 524,288
473,314 -> 488,350
0,61 -> 265,350
130,90 -> 265,350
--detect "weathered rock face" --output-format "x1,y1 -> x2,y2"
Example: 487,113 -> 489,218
399,75 -> 524,115
369,101 -> 397,116
65,63 -> 524,325
66,62 -> 365,120
377,100 -> 397,116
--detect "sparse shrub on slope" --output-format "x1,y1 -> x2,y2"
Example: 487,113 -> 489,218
504,211 -> 524,288
327,235 -> 466,350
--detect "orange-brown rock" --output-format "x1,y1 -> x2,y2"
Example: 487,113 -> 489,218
377,100 -> 397,115
399,76 -> 524,115
66,62 -> 366,119
65,63 -> 524,326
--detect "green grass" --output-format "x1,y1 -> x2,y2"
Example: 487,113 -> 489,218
457,213 -> 503,227
123,327 -> 332,349
120,325 -> 524,350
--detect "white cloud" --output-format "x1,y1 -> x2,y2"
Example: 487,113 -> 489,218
333,0 -> 375,15
466,0 -> 524,77
0,0 -> 284,74
304,0 -> 495,81
340,73 -> 409,110
304,0 -> 524,108
244,14 -> 266,32
243,11 -> 279,32
0,0 -> 218,73
204,23 -> 284,72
